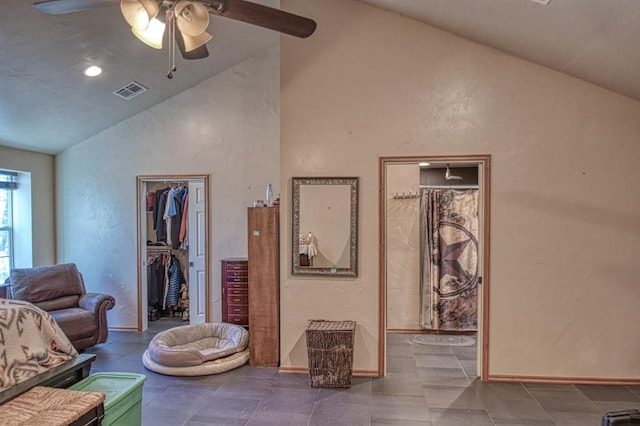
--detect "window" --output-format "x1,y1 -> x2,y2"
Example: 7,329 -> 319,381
0,171 -> 17,283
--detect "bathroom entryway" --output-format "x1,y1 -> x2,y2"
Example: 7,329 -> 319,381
380,155 -> 490,379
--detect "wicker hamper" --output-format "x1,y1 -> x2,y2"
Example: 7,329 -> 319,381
305,320 -> 356,388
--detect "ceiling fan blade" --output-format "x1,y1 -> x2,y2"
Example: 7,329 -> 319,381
33,0 -> 118,14
209,0 -> 316,38
175,30 -> 210,60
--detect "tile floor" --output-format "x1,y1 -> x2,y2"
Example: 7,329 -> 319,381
86,320 -> 640,425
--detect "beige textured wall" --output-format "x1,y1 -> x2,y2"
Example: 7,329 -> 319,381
281,0 -> 640,378
386,164 -> 420,330
56,48 -> 279,329
0,146 -> 55,267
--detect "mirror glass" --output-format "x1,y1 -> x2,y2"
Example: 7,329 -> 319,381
292,177 -> 358,276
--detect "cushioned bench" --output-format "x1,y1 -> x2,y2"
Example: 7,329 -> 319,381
142,323 -> 249,376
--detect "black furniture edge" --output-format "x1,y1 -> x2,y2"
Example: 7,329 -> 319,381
0,353 -> 96,405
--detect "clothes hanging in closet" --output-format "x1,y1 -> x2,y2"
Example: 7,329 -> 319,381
147,253 -> 168,310
179,192 -> 189,246
153,188 -> 170,242
167,187 -> 186,249
164,255 -> 185,310
147,252 -> 187,312
150,186 -> 189,248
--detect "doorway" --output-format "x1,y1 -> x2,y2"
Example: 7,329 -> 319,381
379,155 -> 491,380
136,175 -> 210,332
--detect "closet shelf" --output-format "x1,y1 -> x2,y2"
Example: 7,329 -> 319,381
146,245 -> 171,250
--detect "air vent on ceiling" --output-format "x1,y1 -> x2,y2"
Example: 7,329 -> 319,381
113,81 -> 148,100
529,0 -> 551,4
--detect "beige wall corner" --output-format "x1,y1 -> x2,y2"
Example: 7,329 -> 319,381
0,145 -> 55,267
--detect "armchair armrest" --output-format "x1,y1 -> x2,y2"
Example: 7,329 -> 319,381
0,283 -> 12,299
78,293 -> 115,314
78,293 -> 115,344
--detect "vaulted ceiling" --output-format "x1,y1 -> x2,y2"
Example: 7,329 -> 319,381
1,0 -> 638,154
360,0 -> 640,103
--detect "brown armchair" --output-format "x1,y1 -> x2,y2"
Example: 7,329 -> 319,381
1,263 -> 115,350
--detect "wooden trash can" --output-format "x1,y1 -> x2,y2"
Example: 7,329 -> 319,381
305,320 -> 356,388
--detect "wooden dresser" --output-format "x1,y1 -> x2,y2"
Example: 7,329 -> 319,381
221,258 -> 249,327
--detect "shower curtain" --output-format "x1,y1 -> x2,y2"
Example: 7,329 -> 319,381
420,189 -> 479,331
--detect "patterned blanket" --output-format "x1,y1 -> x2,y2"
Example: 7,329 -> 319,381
0,299 -> 78,392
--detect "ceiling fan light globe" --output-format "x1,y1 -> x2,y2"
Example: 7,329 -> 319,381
121,0 -> 160,31
180,30 -> 212,52
131,18 -> 165,49
175,1 -> 210,37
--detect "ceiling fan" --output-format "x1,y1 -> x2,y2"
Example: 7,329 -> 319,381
32,0 -> 316,77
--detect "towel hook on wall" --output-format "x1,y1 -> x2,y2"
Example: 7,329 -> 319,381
445,164 -> 463,180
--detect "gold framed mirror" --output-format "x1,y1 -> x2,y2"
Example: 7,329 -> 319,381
292,177 -> 359,277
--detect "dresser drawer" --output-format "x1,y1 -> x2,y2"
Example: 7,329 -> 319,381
225,273 -> 248,283
226,305 -> 249,316
224,262 -> 248,271
227,294 -> 248,306
226,287 -> 247,296
226,314 -> 248,326
225,281 -> 248,290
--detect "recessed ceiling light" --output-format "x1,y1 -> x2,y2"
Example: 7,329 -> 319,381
529,0 -> 552,4
83,65 -> 102,77
418,162 -> 431,167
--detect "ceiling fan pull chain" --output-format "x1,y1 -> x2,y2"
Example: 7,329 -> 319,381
167,9 -> 177,79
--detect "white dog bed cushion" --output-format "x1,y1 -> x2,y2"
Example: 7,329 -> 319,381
142,323 -> 249,375
143,348 -> 249,376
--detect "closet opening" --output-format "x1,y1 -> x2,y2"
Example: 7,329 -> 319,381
136,175 -> 210,332
379,155 -> 491,380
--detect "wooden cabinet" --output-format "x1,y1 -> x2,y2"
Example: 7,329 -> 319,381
221,258 -> 248,327
247,207 -> 280,367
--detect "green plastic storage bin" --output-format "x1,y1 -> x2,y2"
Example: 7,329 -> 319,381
69,372 -> 146,426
